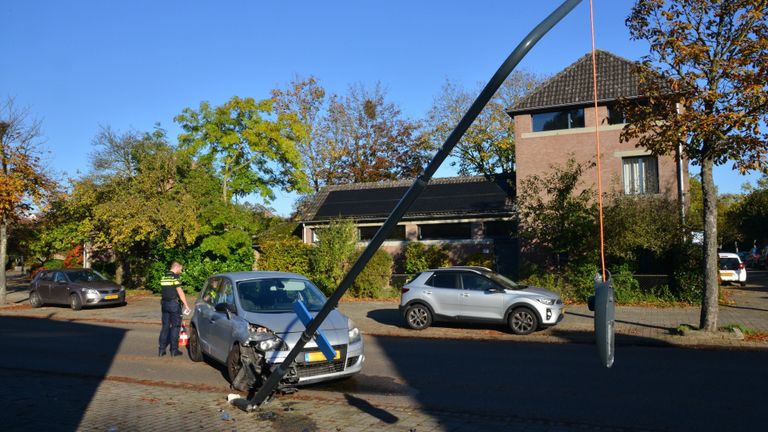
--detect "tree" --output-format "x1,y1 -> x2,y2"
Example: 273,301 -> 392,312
322,83 -> 433,184
603,194 -> 683,264
272,76 -> 337,193
623,0 -> 768,331
309,218 -> 357,295
518,159 -> 598,271
730,173 -> 768,247
0,98 -> 56,304
426,72 -> 544,176
175,96 -> 309,204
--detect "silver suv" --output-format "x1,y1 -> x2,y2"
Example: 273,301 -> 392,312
399,267 -> 564,335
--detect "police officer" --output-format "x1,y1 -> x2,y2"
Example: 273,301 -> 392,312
158,261 -> 191,357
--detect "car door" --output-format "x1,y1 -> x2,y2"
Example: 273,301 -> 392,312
195,277 -> 220,356
208,277 -> 238,362
35,271 -> 54,302
458,272 -> 505,320
50,271 -> 70,304
424,272 -> 461,318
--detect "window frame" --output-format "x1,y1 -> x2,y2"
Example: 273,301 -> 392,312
531,107 -> 586,132
622,155 -> 659,195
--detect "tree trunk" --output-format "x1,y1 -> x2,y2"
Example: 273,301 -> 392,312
0,218 -> 7,305
699,158 -> 719,331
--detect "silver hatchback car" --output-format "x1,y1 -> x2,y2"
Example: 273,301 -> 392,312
399,267 -> 564,335
189,271 -> 364,392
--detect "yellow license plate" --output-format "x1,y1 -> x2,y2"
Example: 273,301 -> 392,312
105,294 -> 119,300
304,350 -> 340,363
721,271 -> 736,277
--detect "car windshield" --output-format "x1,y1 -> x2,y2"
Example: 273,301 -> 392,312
486,272 -> 519,290
236,277 -> 327,313
66,270 -> 108,282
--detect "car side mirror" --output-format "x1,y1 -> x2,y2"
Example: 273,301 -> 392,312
215,302 -> 237,317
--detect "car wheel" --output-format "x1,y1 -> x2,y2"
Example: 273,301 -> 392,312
29,291 -> 43,308
740,281 -> 747,287
188,326 -> 203,362
405,304 -> 432,330
70,293 -> 83,311
509,307 -> 538,335
226,344 -> 249,392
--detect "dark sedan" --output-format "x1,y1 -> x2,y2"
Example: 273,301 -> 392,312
29,268 -> 126,310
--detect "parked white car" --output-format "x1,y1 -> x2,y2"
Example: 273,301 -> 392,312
718,252 -> 747,287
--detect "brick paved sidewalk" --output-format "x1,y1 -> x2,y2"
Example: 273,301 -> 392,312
0,369 -> 654,432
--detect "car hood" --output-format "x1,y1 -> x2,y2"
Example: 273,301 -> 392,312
240,308 -> 348,339
510,285 -> 559,298
69,281 -> 122,290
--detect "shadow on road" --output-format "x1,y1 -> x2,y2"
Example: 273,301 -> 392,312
722,304 -> 768,313
366,335 -> 768,431
0,316 -> 126,430
344,393 -> 399,424
367,308 -> 513,333
366,308 -> 401,326
566,311 -> 677,333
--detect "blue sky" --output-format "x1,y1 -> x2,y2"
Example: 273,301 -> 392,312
2,0 -> 761,215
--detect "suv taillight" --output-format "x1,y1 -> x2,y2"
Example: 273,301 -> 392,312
738,262 -> 745,270
400,287 -> 410,295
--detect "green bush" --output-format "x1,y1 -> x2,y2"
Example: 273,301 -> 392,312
521,272 -> 568,299
565,262 -> 599,301
350,249 -> 393,298
669,243 -> 703,304
43,259 -> 64,269
146,247 -> 253,294
462,252 -> 494,269
672,270 -> 703,304
258,239 -> 312,275
403,242 -> 449,273
309,219 -> 357,295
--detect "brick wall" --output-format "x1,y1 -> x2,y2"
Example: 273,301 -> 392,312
514,105 -> 688,199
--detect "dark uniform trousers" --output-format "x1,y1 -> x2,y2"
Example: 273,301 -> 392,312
159,299 -> 182,353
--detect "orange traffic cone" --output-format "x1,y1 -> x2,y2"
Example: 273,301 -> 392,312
179,323 -> 189,348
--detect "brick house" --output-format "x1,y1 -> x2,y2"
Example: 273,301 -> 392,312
507,50 -> 687,200
297,175 -> 518,275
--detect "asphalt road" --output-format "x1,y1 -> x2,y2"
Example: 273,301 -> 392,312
1,314 -> 766,432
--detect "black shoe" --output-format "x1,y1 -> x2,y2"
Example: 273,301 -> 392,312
170,350 -> 183,357
159,349 -> 167,357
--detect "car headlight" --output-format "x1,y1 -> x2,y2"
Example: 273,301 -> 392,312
536,297 -> 555,305
257,338 -> 282,352
84,289 -> 100,299
348,319 -> 361,344
248,324 -> 286,352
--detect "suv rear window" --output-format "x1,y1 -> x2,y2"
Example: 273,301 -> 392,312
426,272 -> 458,289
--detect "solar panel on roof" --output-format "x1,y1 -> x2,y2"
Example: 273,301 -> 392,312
312,177 -> 513,220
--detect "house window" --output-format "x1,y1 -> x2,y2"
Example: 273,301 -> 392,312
606,104 -> 626,125
359,225 -> 406,241
483,221 -> 516,239
531,108 -> 585,132
622,156 -> 659,194
419,223 -> 471,240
